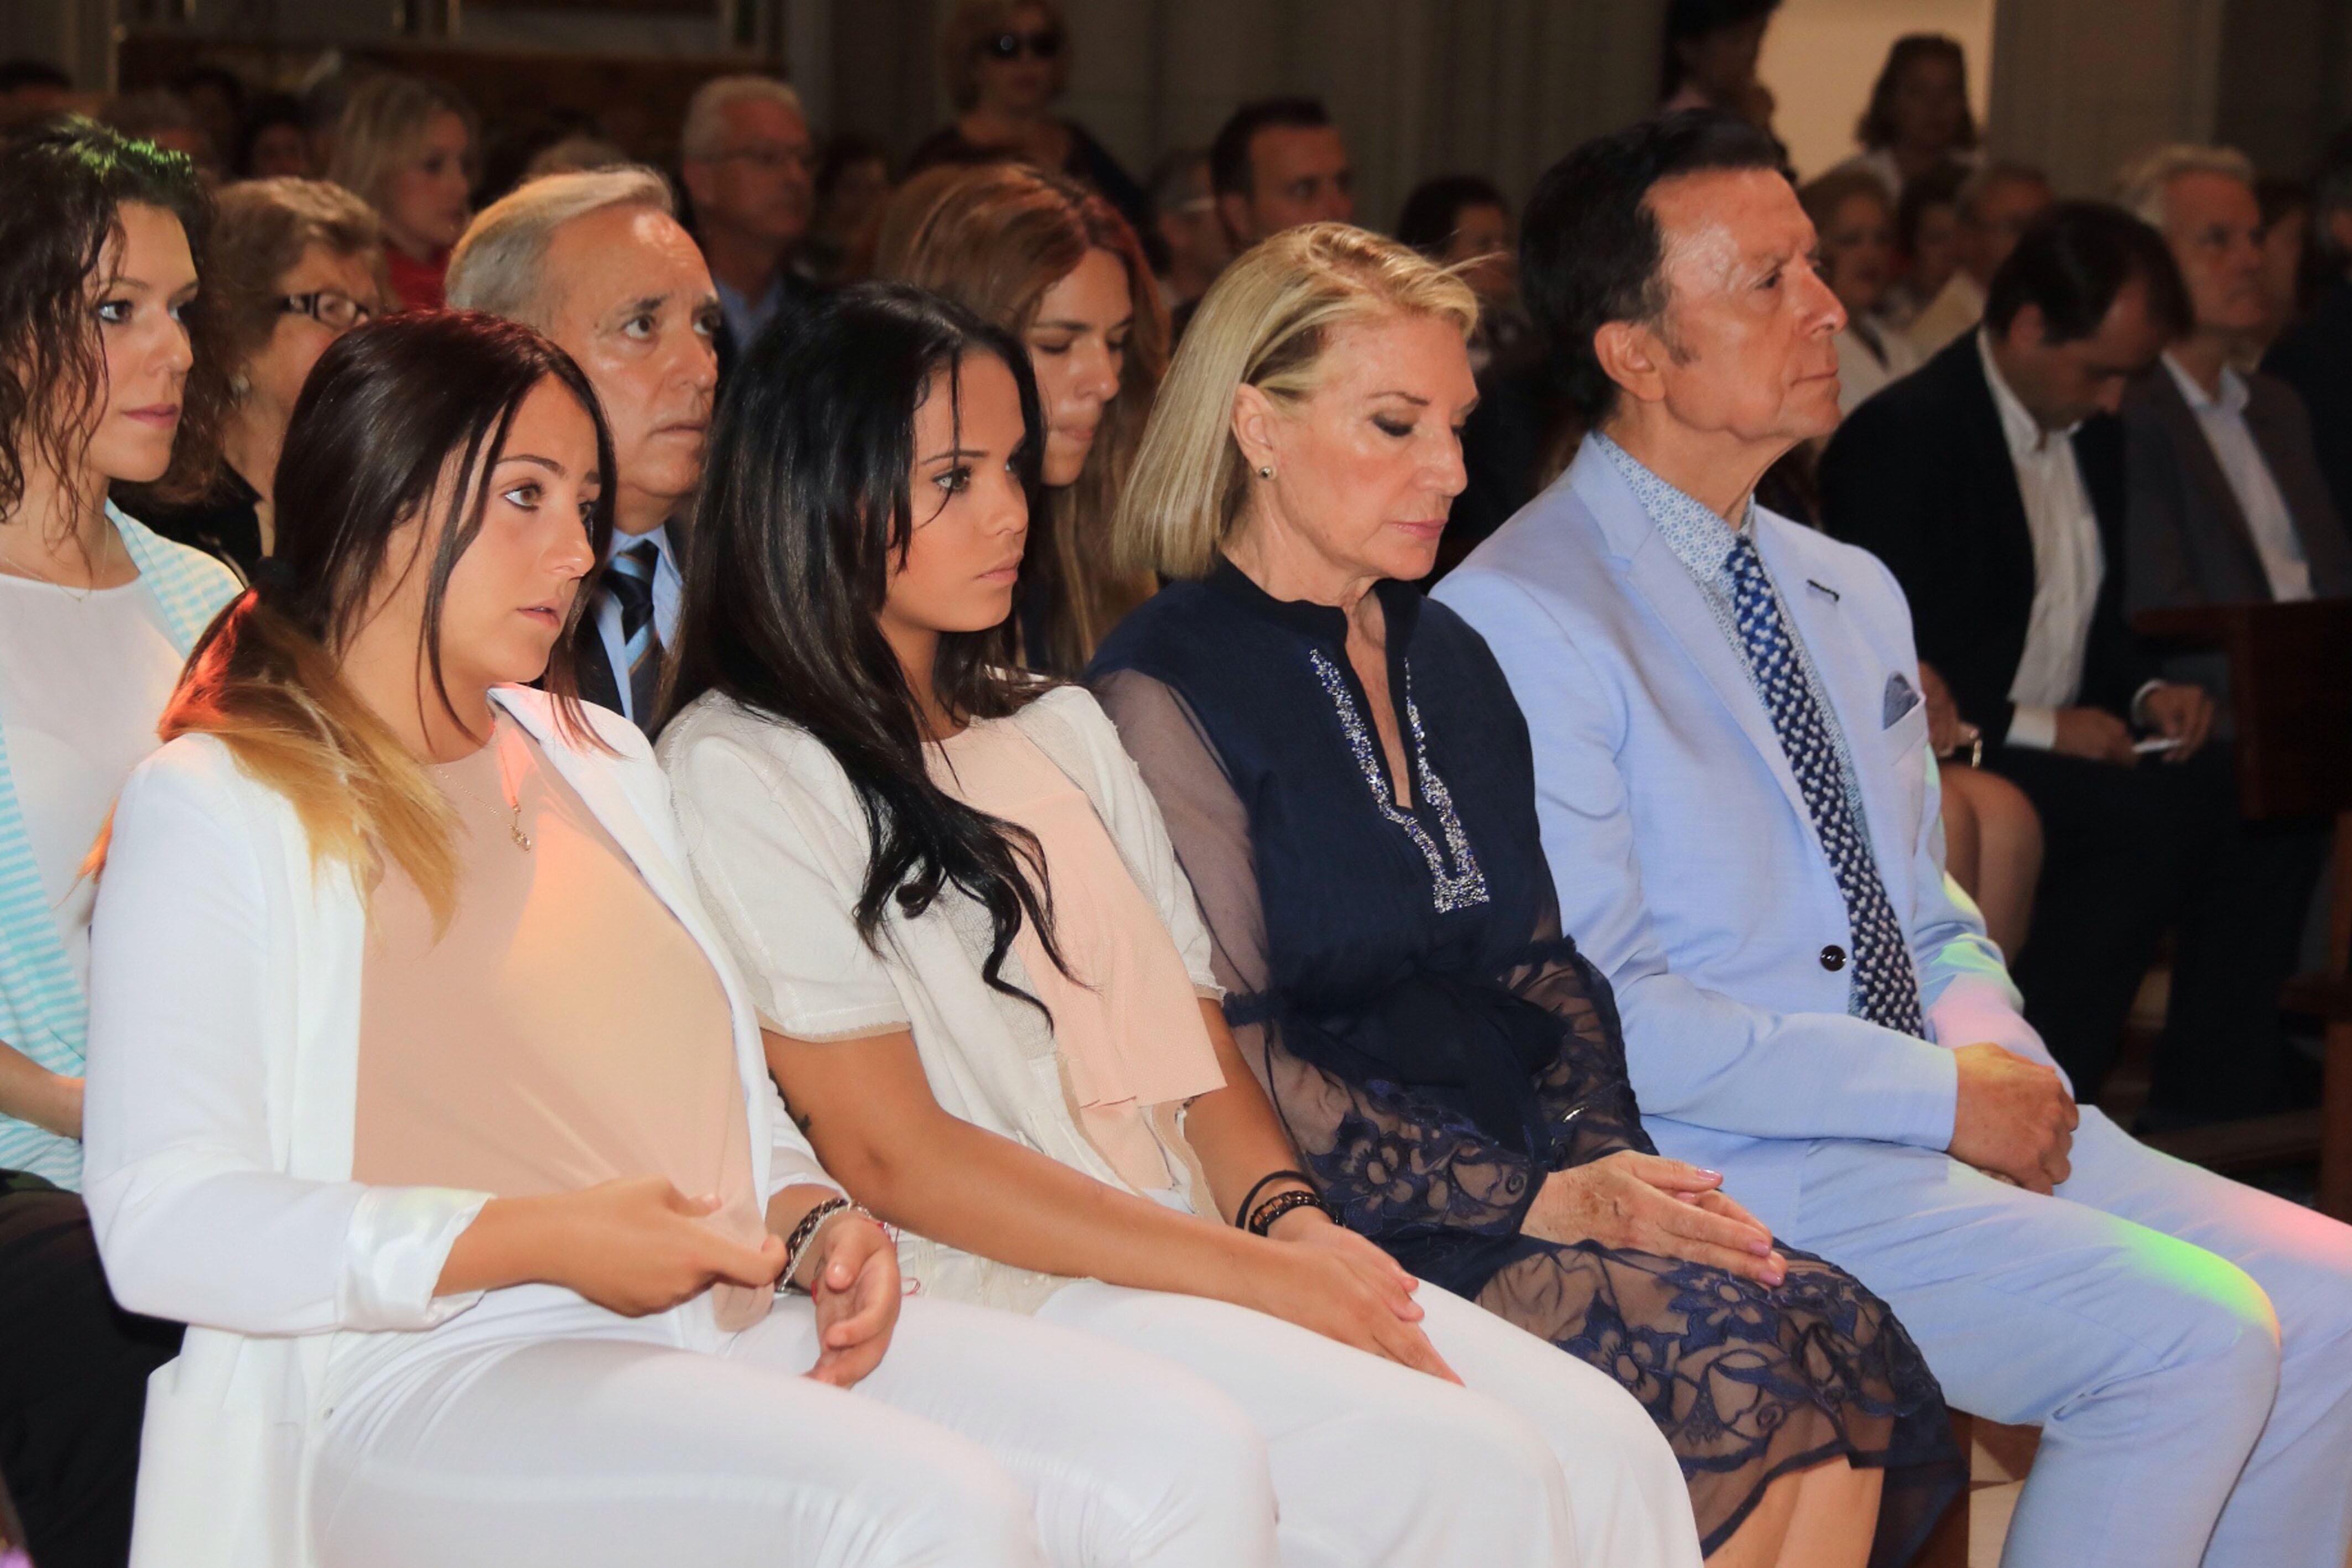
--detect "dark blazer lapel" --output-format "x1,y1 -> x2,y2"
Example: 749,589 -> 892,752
1947,345 -> 2039,611
2247,377 -> 2352,595
2152,367 -> 2271,592
574,611 -> 625,718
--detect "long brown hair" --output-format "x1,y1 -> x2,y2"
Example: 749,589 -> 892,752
0,117 -> 230,532
877,160 -> 1165,672
159,311 -> 615,921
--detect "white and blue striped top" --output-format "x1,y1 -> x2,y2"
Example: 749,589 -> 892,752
0,503 -> 239,1186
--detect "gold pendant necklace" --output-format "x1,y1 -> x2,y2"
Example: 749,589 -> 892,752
431,725 -> 533,852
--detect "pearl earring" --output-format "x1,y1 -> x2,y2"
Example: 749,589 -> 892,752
1257,464 -> 1275,480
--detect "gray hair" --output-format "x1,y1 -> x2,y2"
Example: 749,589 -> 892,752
2115,143 -> 2258,230
680,75 -> 805,162
446,165 -> 675,327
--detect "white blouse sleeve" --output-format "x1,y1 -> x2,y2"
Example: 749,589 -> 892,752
79,749 -> 491,1335
663,722 -> 913,1044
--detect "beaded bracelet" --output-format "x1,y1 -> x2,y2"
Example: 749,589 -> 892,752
778,1196 -> 884,1294
1246,1187 -> 1333,1237
1234,1168 -> 1317,1231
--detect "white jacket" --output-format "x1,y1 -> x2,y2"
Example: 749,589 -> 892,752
79,686 -> 839,1568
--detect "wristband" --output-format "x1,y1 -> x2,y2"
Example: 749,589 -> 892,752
1234,1168 -> 1317,1231
778,1197 -> 883,1294
1246,1186 -> 1333,1237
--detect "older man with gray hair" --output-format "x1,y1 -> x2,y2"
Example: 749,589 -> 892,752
678,74 -> 819,372
448,166 -> 721,733
2116,143 -> 2352,615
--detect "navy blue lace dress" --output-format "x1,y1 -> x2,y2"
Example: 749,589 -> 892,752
1090,562 -> 1963,1564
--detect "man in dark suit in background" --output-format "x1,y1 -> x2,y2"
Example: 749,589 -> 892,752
1817,204 -> 2293,1122
2119,143 -> 2352,625
2266,123 -> 2352,528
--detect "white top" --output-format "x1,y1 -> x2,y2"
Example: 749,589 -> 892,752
660,683 -> 1223,1314
0,576 -> 187,998
2163,353 -> 2314,602
591,522 -> 683,726
1979,330 -> 2101,749
1833,320 -> 1923,418
81,686 -> 837,1568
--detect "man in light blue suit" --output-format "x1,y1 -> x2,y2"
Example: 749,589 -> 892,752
1436,111 -> 2352,1568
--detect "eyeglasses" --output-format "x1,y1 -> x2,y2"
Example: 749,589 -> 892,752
985,27 -> 1062,61
279,290 -> 375,330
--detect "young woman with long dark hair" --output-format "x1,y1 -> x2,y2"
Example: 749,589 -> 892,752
878,160 -> 1165,672
82,308 -> 1285,1568
660,279 -> 1705,1568
0,118 -> 238,1568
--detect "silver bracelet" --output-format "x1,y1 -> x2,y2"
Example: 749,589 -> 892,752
778,1197 -> 885,1294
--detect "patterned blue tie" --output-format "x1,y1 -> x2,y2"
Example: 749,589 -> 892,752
1725,535 -> 1926,1036
604,538 -> 663,722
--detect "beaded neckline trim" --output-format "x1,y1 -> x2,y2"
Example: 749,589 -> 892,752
1308,648 -> 1489,913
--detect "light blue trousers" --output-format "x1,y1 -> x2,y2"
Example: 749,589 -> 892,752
1769,1108 -> 2352,1568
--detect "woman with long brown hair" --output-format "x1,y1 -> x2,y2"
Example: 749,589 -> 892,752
878,159 -> 1164,672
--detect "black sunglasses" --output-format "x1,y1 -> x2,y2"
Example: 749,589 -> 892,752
985,27 -> 1062,61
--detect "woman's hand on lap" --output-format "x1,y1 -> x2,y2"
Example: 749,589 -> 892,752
802,1215 -> 901,1389
1523,1151 -> 1787,1286
543,1176 -> 788,1316
1243,1224 -> 1460,1383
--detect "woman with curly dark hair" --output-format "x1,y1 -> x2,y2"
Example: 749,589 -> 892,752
0,116 -> 241,1568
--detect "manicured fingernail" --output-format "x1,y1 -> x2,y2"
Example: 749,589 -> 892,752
1699,1169 -> 1723,1180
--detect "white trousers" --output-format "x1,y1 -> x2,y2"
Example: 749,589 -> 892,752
1038,1278 -> 1702,1568
311,1291 -> 1269,1568
311,1277 -> 1698,1568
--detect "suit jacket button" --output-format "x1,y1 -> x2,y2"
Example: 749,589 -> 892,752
1820,944 -> 1847,972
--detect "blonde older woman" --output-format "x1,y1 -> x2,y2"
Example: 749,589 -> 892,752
1087,223 -> 1964,1568
328,72 -> 475,310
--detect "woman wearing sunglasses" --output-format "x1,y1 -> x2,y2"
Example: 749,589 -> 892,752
907,0 -> 1152,247
134,177 -> 387,577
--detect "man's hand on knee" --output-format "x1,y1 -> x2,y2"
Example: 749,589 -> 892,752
1948,1041 -> 2079,1194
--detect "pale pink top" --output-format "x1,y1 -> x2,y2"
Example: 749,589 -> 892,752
930,717 -> 1225,1194
353,715 -> 768,1330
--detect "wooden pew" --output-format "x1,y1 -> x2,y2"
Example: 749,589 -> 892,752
2134,600 -> 2352,1217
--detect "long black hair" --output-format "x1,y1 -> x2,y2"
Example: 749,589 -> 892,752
668,280 -> 1065,1001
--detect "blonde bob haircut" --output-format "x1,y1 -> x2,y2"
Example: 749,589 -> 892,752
1113,222 -> 1478,582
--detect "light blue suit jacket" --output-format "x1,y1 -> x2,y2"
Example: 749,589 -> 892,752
1434,442 -> 2054,1229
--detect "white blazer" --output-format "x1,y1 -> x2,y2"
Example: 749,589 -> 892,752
79,686 -> 838,1568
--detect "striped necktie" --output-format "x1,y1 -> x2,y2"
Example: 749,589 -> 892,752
604,538 -> 664,723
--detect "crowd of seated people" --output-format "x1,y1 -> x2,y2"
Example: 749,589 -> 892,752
6,15 -> 2352,1568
